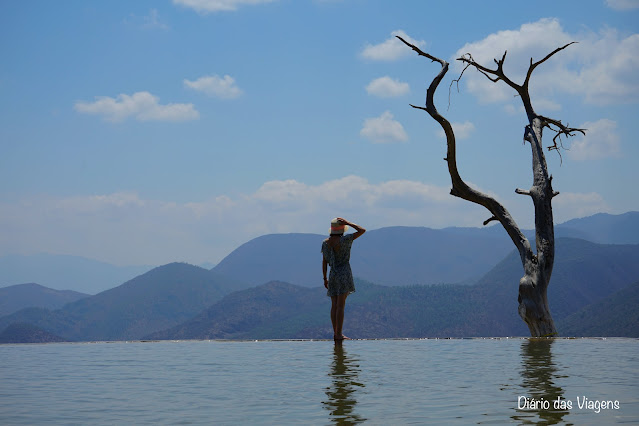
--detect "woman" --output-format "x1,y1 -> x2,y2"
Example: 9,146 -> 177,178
322,217 -> 366,342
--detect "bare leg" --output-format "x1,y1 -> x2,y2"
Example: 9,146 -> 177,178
330,296 -> 338,337
335,293 -> 348,340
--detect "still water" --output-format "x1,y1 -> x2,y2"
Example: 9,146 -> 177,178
0,338 -> 637,425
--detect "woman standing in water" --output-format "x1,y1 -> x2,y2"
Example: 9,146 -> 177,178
322,217 -> 366,343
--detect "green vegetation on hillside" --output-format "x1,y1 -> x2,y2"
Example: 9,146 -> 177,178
559,281 -> 639,337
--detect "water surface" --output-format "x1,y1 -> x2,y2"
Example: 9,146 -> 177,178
1,338 -> 637,424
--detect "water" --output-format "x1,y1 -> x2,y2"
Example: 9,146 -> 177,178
0,338 -> 637,425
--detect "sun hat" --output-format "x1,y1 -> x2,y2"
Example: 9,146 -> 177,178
330,218 -> 348,235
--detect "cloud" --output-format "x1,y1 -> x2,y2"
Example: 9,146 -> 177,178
74,91 -> 199,122
553,191 -> 610,222
184,75 -> 243,99
0,177 -> 493,266
1,176 -> 619,266
437,121 -> 475,140
567,119 -> 621,161
142,9 -> 169,30
124,9 -> 170,30
606,0 -> 639,10
360,30 -> 426,61
173,0 -> 275,13
360,111 -> 408,144
454,18 -> 639,106
366,76 -> 410,97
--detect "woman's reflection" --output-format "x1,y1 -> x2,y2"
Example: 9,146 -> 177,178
512,338 -> 569,425
323,344 -> 366,424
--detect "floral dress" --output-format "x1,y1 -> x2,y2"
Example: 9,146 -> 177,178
321,233 -> 356,297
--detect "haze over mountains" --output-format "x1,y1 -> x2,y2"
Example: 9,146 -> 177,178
0,254 -> 151,294
0,263 -> 244,342
0,283 -> 88,317
2,212 -> 637,294
1,212 -> 638,343
211,211 -> 639,288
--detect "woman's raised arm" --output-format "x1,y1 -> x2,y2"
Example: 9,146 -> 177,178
337,217 -> 366,240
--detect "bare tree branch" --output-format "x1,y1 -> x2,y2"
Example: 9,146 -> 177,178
457,51 -> 520,93
524,42 -> 577,88
541,115 -> 586,146
401,36 -> 581,337
539,115 -> 586,163
448,61 -> 472,110
399,36 -> 532,262
396,35 -> 444,65
483,215 -> 498,226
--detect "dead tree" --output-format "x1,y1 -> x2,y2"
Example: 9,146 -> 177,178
397,36 -> 585,337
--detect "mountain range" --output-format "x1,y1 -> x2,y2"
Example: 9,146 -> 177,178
148,238 -> 639,340
211,211 -> 639,288
2,238 -> 638,342
0,263 -> 246,342
2,212 -> 637,294
1,211 -> 637,342
0,283 -> 88,318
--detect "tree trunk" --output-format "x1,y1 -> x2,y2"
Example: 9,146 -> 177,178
518,267 -> 556,337
517,117 -> 557,337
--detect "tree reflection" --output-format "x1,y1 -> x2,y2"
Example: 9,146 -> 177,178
323,344 -> 366,424
512,338 -> 569,425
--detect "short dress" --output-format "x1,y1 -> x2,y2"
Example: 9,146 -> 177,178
321,233 -> 356,297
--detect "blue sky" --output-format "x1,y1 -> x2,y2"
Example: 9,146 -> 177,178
1,0 -> 638,266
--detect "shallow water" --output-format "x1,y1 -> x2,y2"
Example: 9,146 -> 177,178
0,338 -> 637,424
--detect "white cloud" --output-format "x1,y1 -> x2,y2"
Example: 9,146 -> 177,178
124,9 -> 170,30
0,177 -> 493,266
454,18 -> 639,106
142,9 -> 169,30
606,0 -> 639,10
366,76 -> 410,97
553,191 -> 610,222
184,74 -> 243,99
1,176 -> 620,266
567,119 -> 621,161
437,121 -> 475,140
74,91 -> 199,122
360,111 -> 408,144
360,30 -> 426,61
173,0 -> 275,13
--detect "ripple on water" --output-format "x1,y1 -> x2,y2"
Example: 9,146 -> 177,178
0,338 -> 636,425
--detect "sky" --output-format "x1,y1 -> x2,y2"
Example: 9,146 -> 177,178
1,0 -> 638,267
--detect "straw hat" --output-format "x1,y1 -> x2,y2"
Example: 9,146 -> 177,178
330,218 -> 348,235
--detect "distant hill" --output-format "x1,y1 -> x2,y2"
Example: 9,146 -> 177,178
558,281 -> 639,337
212,227 -> 514,287
0,253 -> 152,294
151,238 -> 639,339
0,263 -> 248,342
147,281 -> 329,340
473,238 -> 639,330
2,212 -> 635,296
0,283 -> 88,317
212,233 -> 326,288
3,233 -> 638,343
556,212 -> 639,244
0,322 -> 66,344
212,212 -> 639,288
146,280 -> 481,340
